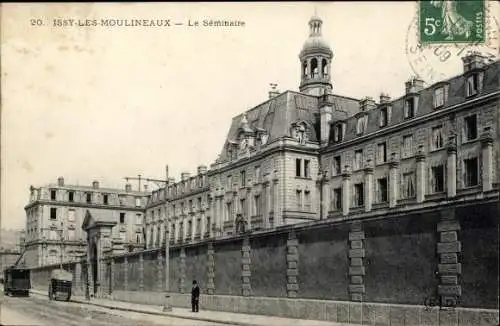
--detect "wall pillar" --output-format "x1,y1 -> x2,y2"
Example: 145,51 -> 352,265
481,127 -> 494,192
241,237 -> 252,296
348,223 -> 366,301
286,231 -> 299,297
321,172 -> 330,219
179,248 -> 186,293
109,258 -> 114,295
74,261 -> 82,295
123,256 -> 129,291
447,136 -> 457,198
157,250 -> 164,290
389,154 -> 399,208
272,171 -> 279,226
138,252 -> 144,291
342,166 -> 352,217
364,162 -> 373,212
207,242 -> 215,295
436,208 -> 462,307
416,147 -> 427,203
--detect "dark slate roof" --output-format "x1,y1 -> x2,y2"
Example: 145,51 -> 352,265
330,59 -> 500,144
216,90 -> 361,162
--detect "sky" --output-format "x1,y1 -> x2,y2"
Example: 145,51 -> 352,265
1,2 -> 499,230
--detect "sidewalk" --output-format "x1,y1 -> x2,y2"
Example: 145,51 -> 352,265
30,289 -> 358,326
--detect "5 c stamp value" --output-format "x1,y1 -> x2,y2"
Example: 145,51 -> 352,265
419,0 -> 485,44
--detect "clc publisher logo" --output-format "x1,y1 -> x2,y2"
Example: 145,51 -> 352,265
419,0 -> 485,44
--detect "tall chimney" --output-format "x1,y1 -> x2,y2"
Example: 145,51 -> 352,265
405,77 -> 424,94
379,93 -> 391,104
359,96 -> 376,111
57,177 -> 64,186
181,172 -> 190,181
269,83 -> 279,99
462,51 -> 488,73
197,165 -> 207,175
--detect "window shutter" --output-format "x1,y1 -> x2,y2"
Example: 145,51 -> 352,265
430,167 -> 435,193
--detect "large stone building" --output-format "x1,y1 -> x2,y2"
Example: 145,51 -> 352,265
23,177 -> 149,268
144,15 -> 499,250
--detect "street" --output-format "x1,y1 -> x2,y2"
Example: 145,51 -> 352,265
0,292 -> 229,326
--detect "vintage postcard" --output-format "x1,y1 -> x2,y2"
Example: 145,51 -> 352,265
1,2 -> 499,326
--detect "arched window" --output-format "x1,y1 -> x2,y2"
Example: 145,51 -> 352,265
311,58 -> 318,78
302,61 -> 308,77
322,59 -> 328,76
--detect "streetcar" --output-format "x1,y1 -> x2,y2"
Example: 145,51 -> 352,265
3,266 -> 31,297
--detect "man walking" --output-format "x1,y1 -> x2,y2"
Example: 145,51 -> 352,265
191,280 -> 200,312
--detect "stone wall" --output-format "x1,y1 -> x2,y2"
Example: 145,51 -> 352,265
28,201 -> 499,324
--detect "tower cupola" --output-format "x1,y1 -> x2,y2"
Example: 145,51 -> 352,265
299,15 -> 333,96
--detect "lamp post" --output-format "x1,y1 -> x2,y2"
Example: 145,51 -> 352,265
163,218 -> 172,312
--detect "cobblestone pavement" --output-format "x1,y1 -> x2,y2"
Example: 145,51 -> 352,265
0,292 -> 230,326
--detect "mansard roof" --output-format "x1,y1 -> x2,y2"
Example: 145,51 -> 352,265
328,60 -> 500,145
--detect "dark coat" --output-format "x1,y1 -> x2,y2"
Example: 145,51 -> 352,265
191,285 -> 200,299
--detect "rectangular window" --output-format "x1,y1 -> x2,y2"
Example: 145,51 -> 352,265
354,183 -> 364,207
240,198 -> 247,217
189,200 -> 193,212
197,197 -> 202,210
356,116 -> 366,134
304,160 -> 310,178
334,123 -> 344,142
179,223 -> 183,240
86,193 -> 92,204
434,87 -> 445,108
68,209 -> 75,222
296,190 -> 302,210
431,125 -> 444,150
377,178 -> 388,203
255,166 -> 261,183
304,191 -> 311,212
227,175 -> 232,189
225,202 -> 232,222
254,195 -> 261,216
119,212 -> 125,224
354,150 -> 363,170
379,107 -> 388,127
103,194 -> 108,205
402,172 -> 416,199
240,170 -> 246,187
466,74 -> 480,97
181,202 -> 185,214
404,98 -> 415,119
68,229 -> 75,240
464,157 -> 479,187
68,191 -> 74,202
333,156 -> 341,176
295,159 -> 302,177
333,188 -> 342,210
188,221 -> 192,236
377,143 -> 387,164
50,190 -> 56,201
402,135 -> 413,158
464,115 -> 478,141
50,208 -> 57,220
135,198 -> 141,207
431,165 -> 445,193
135,214 -> 142,225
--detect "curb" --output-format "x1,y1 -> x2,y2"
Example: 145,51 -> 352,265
30,290 -> 257,326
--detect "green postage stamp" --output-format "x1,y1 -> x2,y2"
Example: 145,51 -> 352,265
419,0 -> 485,44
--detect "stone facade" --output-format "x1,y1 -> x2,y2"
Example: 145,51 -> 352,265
23,178 -> 149,268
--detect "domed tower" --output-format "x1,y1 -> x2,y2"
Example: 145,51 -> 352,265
299,15 -> 333,96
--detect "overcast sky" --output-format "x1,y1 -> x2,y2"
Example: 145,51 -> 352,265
2,2 -> 499,230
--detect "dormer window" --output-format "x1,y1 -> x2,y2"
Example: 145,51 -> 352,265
466,72 -> 484,97
404,97 -> 418,119
379,106 -> 391,127
434,87 -> 445,108
356,115 -> 368,135
333,122 -> 345,142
